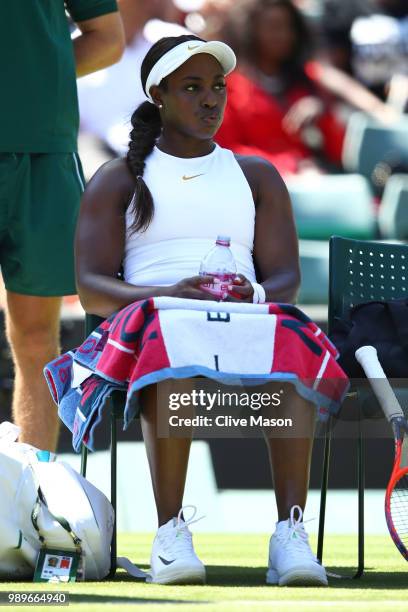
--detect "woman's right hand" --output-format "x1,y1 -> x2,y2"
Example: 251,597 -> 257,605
170,275 -> 219,300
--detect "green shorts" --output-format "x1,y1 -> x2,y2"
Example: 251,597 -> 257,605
0,152 -> 84,296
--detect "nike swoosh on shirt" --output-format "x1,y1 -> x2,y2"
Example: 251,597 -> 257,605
158,555 -> 176,565
182,173 -> 205,181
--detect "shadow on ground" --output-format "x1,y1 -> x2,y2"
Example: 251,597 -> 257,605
113,565 -> 408,589
326,568 -> 408,589
68,594 -> 205,605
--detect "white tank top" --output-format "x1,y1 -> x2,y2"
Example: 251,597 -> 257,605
123,144 -> 256,286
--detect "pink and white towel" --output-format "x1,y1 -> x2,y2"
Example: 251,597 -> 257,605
44,297 -> 349,451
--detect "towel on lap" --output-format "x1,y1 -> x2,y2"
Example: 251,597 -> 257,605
44,297 -> 349,451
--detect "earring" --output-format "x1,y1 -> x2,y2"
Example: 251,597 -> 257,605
158,103 -> 163,109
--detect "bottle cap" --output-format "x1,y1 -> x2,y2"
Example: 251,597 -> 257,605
216,235 -> 231,246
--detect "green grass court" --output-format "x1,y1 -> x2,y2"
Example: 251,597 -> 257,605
1,534 -> 407,611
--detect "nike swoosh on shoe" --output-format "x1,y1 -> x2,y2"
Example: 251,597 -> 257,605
158,555 -> 176,565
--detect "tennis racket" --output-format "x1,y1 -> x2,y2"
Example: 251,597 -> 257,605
355,345 -> 408,560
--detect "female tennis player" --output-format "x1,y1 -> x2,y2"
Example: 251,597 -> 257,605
75,34 -> 328,587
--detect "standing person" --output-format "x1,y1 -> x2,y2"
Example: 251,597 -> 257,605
0,1 -> 125,451
75,34 -> 334,587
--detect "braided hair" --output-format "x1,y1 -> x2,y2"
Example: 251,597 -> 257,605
127,34 -> 205,233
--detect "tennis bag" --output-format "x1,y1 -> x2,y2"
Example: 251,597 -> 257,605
0,422 -> 114,581
330,297 -> 408,379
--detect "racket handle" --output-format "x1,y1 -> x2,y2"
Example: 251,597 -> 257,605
355,345 -> 404,421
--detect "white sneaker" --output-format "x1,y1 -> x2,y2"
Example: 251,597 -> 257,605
266,505 -> 328,587
148,505 -> 206,585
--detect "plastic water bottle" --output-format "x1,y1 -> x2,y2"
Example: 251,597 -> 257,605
199,236 -> 237,300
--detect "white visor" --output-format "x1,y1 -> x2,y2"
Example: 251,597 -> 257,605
144,39 -> 236,102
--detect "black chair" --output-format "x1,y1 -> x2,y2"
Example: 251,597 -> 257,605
317,235 -> 408,578
80,313 -> 126,579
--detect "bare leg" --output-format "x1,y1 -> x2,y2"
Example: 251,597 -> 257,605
6,292 -> 62,451
140,382 -> 192,526
263,384 -> 315,521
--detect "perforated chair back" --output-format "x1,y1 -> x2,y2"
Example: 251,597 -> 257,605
328,236 -> 408,334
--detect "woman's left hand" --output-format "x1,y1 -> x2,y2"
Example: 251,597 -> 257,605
225,274 -> 254,302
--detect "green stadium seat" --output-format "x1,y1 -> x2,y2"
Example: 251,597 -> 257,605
287,174 -> 375,240
378,174 -> 408,239
342,112 -> 408,185
298,240 -> 329,304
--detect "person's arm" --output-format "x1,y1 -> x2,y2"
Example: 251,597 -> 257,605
253,159 -> 300,303
76,160 -> 216,318
73,13 -> 125,77
306,61 -> 400,125
232,157 -> 300,304
67,3 -> 125,77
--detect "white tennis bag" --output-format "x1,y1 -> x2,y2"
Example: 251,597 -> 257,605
0,422 -> 114,581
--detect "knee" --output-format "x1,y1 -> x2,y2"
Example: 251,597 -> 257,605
7,321 -> 59,356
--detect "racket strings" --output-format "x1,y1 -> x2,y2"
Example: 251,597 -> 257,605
390,474 -> 408,547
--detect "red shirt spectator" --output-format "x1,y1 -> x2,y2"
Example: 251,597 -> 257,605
216,63 -> 345,175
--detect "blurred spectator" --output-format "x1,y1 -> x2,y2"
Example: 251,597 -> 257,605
215,0 -> 346,175
78,0 -> 190,177
322,0 -> 408,103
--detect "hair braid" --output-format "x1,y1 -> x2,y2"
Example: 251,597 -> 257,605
126,102 -> 162,233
